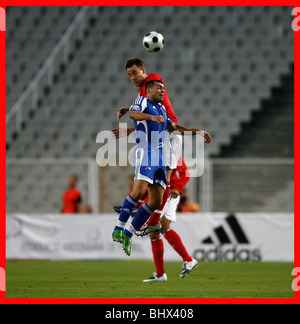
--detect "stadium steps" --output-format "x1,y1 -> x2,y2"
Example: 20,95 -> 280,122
211,63 -> 294,212
215,63 -> 294,158
6,6 -> 81,111
253,180 -> 294,212
6,9 -> 98,155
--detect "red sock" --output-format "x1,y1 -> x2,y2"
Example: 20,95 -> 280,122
147,183 -> 170,226
151,237 -> 165,276
164,229 -> 193,262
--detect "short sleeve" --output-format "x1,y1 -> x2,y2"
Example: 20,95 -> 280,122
167,117 -> 175,126
130,102 -> 141,112
129,97 -> 147,112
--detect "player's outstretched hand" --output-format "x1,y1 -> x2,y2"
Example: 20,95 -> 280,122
117,106 -> 130,120
152,116 -> 165,125
170,189 -> 180,199
202,131 -> 212,144
112,126 -> 126,138
112,126 -> 135,138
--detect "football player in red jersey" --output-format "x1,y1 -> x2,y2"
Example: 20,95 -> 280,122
117,58 -> 178,125
60,174 -> 83,213
142,156 -> 198,282
113,58 -> 211,233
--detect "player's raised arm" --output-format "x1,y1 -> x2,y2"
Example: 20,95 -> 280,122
167,121 -> 176,132
174,124 -> 212,144
129,111 -> 165,124
117,105 -> 131,120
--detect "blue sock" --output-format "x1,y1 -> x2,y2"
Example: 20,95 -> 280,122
125,203 -> 154,238
114,195 -> 138,231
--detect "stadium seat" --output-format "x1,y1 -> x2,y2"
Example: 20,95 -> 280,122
6,6 -> 294,213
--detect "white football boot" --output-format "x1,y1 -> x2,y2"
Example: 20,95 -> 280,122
143,272 -> 168,283
135,223 -> 162,237
180,258 -> 198,278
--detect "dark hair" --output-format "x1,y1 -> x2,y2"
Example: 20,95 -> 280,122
125,57 -> 145,70
145,80 -> 163,91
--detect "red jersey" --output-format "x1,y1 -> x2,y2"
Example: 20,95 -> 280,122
62,188 -> 82,213
170,156 -> 190,194
138,73 -> 178,123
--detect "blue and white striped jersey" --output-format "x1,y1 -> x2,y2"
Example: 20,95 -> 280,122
130,96 -> 175,169
130,96 -> 174,150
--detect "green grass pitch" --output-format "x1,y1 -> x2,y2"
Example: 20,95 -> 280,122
6,260 -> 294,299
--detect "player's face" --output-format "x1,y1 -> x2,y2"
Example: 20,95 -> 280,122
148,82 -> 165,103
68,176 -> 77,188
126,65 -> 147,87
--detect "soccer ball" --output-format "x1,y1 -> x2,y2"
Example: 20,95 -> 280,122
143,31 -> 164,53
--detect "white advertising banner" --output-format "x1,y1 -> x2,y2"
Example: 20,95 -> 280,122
6,213 -> 294,261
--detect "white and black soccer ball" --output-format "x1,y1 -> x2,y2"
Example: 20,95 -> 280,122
143,31 -> 164,53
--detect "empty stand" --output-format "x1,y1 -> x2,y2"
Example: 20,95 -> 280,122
6,6 -> 294,213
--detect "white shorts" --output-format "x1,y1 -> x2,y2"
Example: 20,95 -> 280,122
161,195 -> 180,223
164,132 -> 182,170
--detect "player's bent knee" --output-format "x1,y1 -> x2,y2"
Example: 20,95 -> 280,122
160,218 -> 171,234
147,197 -> 162,211
131,191 -> 143,202
131,188 -> 147,202
150,231 -> 161,240
153,200 -> 162,211
131,181 -> 148,201
161,225 -> 170,235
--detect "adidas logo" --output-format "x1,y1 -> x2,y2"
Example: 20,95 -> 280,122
202,214 -> 249,245
193,214 -> 262,261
